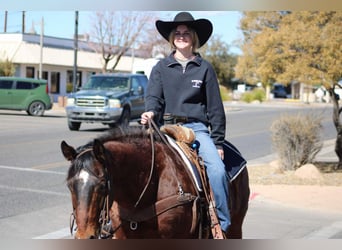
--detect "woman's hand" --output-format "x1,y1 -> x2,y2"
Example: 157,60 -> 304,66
140,111 -> 154,125
217,148 -> 224,160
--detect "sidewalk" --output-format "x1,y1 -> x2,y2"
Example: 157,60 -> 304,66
44,102 -> 66,116
52,102 -> 66,112
248,139 -> 341,217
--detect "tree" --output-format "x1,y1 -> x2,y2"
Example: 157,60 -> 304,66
236,11 -> 342,169
88,11 -> 155,73
136,19 -> 170,59
0,57 -> 15,76
277,12 -> 342,169
200,35 -> 238,88
235,11 -> 285,97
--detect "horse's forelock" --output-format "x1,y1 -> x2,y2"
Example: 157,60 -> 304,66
66,149 -> 96,182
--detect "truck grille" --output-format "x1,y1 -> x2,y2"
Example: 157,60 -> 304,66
76,98 -> 106,107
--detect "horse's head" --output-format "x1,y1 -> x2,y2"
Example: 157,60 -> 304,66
61,139 -> 110,239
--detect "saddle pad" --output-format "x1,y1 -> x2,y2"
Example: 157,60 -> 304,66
222,140 -> 247,182
165,136 -> 247,189
164,135 -> 203,191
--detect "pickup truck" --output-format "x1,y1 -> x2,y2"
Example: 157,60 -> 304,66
65,73 -> 148,131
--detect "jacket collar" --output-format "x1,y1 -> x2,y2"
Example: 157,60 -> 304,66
165,51 -> 202,67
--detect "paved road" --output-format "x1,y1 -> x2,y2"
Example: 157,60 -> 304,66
0,101 -> 340,239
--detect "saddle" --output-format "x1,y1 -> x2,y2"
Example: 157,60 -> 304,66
160,124 -> 225,239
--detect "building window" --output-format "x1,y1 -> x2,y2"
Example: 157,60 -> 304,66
67,70 -> 82,92
26,67 -> 35,78
37,71 -> 48,80
51,72 -> 60,94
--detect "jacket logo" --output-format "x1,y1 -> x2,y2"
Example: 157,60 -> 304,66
192,80 -> 202,88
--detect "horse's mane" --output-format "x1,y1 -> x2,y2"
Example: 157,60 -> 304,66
66,126 -> 164,181
75,125 -> 165,153
97,126 -> 152,143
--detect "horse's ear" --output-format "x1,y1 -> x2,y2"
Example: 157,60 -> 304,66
93,139 -> 106,164
61,141 -> 77,161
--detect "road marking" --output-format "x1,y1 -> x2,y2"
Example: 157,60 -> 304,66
0,165 -> 65,175
304,221 -> 342,239
0,184 -> 68,197
31,161 -> 67,170
33,227 -> 71,239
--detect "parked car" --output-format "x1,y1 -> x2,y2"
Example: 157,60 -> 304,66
65,73 -> 148,131
0,76 -> 53,116
271,83 -> 288,98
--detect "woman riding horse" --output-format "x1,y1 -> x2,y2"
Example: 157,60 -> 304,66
141,11 -> 231,236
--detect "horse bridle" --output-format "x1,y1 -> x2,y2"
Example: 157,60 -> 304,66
69,148 -> 112,239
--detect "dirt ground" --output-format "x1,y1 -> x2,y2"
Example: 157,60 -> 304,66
249,184 -> 342,214
248,162 -> 342,214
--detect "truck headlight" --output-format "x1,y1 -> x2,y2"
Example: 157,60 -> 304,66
109,99 -> 121,108
66,98 -> 75,106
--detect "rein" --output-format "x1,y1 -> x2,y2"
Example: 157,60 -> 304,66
134,119 -> 186,207
133,119 -> 156,207
147,119 -> 186,195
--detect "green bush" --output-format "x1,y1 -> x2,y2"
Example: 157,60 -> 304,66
241,88 -> 266,103
270,112 -> 323,171
241,91 -> 253,103
220,85 -> 231,101
0,58 -> 15,76
66,82 -> 73,93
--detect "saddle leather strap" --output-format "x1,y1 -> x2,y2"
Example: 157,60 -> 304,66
175,141 -> 211,202
117,193 -> 198,225
174,138 -> 225,239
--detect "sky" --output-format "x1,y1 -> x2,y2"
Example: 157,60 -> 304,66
0,11 -> 243,54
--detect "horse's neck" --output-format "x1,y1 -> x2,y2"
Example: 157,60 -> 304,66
106,141 -> 157,206
106,140 -> 195,208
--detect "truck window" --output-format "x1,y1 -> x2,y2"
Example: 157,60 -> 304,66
83,77 -> 129,90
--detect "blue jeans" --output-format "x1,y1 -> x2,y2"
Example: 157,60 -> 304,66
183,122 -> 230,232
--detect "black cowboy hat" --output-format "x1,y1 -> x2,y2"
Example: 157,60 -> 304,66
156,12 -> 213,48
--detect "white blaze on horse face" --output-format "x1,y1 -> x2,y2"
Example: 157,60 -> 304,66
79,169 -> 90,184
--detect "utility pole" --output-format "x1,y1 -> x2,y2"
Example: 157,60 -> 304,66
39,17 -> 44,79
73,11 -> 78,93
131,43 -> 135,73
22,11 -> 25,33
4,11 -> 7,32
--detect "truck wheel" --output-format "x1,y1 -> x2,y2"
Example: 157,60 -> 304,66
68,121 -> 81,131
118,108 -> 130,128
27,101 -> 45,116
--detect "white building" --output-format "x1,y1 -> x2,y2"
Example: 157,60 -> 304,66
0,33 -> 146,102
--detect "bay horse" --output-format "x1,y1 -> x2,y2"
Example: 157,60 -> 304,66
61,125 -> 250,239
